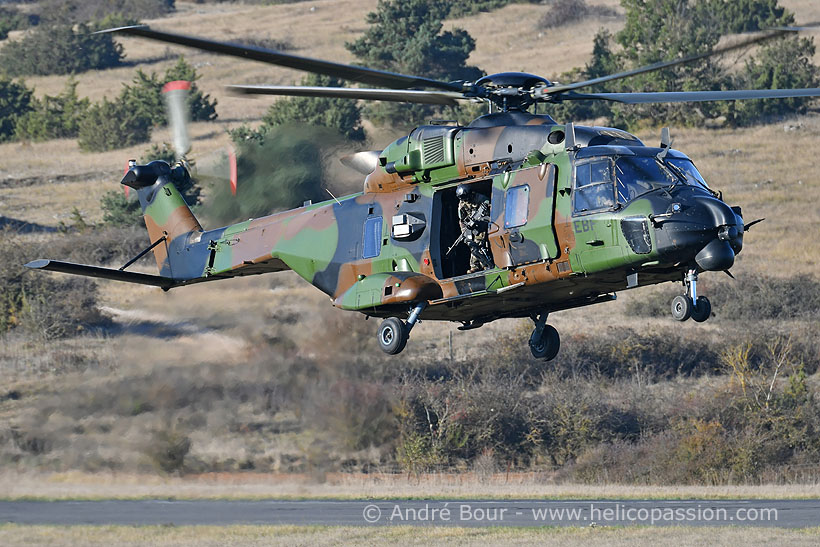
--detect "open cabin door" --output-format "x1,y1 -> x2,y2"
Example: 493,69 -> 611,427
489,163 -> 560,267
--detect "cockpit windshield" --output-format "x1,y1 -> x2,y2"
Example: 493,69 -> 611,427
614,157 -> 676,204
574,155 -> 713,213
665,158 -> 710,190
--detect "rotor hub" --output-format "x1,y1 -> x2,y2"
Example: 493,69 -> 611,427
467,72 -> 553,112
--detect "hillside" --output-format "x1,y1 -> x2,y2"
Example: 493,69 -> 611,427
0,0 -> 819,493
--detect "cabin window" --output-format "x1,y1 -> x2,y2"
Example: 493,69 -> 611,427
505,185 -> 530,228
362,216 -> 383,259
574,159 -> 615,213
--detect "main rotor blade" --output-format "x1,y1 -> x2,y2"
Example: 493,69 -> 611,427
98,25 -> 462,91
227,84 -> 466,105
546,28 -> 798,95
561,88 -> 820,104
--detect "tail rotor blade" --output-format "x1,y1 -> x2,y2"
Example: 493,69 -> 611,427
162,80 -> 192,162
228,147 -> 237,196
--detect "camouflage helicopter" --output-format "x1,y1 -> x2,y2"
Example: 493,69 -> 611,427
26,24 -> 820,359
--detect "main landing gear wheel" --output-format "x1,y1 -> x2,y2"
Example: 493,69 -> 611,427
529,324 -> 560,361
528,312 -> 560,361
377,302 -> 427,356
690,296 -> 711,323
378,317 -> 407,355
671,295 -> 692,322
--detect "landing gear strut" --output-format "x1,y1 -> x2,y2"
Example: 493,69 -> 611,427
377,302 -> 427,355
671,268 -> 711,322
529,312 -> 560,361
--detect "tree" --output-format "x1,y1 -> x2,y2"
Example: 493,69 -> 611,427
606,0 -> 728,127
0,77 -> 33,142
0,6 -> 35,41
77,97 -> 152,152
345,0 -> 482,128
702,0 -> 791,33
551,0 -> 815,128
38,0 -> 174,24
263,74 -> 365,141
0,22 -> 123,77
118,57 -> 217,127
201,125 -> 329,225
549,29 -> 622,123
14,79 -> 90,141
100,190 -> 143,228
730,36 -> 820,125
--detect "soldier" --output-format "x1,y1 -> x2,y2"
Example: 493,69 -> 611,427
456,184 -> 493,274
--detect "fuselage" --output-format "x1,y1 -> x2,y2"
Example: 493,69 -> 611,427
164,112 -> 743,325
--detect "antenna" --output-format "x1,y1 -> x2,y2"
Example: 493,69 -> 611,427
660,127 -> 671,148
657,127 -> 674,159
565,122 -> 577,150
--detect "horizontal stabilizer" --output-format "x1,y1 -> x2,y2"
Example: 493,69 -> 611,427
25,259 -> 178,289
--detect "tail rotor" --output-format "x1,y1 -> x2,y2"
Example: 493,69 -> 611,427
161,79 -> 238,196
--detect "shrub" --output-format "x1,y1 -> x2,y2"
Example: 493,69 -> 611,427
539,0 -> 592,29
147,428 -> 191,473
50,224 -> 149,265
201,125 -> 331,225
626,274 -> 820,321
308,379 -> 397,451
0,230 -> 106,339
0,22 -> 123,77
38,0 -> 174,24
345,0 -> 482,127
550,0 -> 815,128
234,36 -> 294,51
100,190 -> 143,227
119,57 -> 217,127
14,79 -> 90,141
0,77 -> 33,142
0,6 -> 36,40
140,142 -> 177,165
77,97 -> 152,152
263,74 -> 364,141
730,36 -> 820,125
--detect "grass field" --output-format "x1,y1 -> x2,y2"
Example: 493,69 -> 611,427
1,2 -> 820,534
1,524 -> 819,547
3,471 -> 820,501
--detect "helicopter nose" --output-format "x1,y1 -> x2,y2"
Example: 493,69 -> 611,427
654,192 -> 744,271
691,195 -> 743,271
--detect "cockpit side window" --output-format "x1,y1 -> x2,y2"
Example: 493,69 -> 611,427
574,159 -> 615,214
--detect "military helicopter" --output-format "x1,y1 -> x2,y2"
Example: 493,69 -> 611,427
26,23 -> 820,359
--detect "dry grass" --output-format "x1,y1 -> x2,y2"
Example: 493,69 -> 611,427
632,118 -> 820,276
0,524 -> 819,547
3,471 -> 820,501
446,1 -> 624,77
20,0 -> 376,107
1,0 -> 819,499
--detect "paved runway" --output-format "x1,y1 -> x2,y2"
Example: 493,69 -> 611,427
1,499 -> 819,527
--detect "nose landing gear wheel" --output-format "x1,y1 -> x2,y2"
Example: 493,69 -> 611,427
671,295 -> 693,321
529,324 -> 560,361
690,296 -> 711,322
378,317 -> 408,355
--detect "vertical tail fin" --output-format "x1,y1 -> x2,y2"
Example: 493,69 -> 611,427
121,161 -> 202,277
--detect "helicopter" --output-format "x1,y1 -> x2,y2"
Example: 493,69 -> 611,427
25,22 -> 820,359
